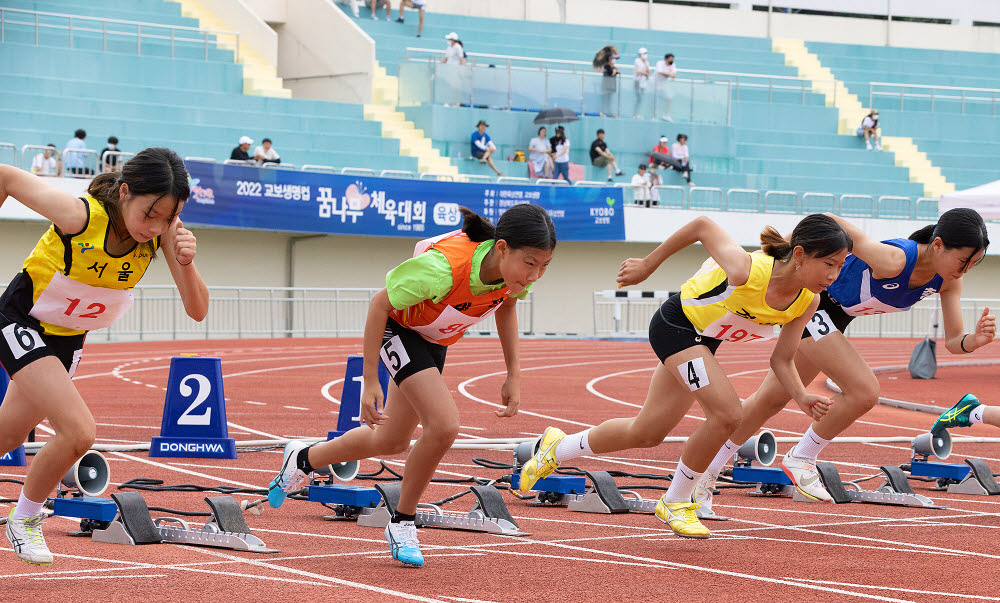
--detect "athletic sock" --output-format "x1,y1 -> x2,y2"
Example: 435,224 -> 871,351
707,440 -> 740,475
12,490 -> 45,520
790,426 -> 830,460
296,445 -> 316,474
663,460 -> 703,503
391,510 -> 416,523
970,405 -> 986,425
554,429 -> 593,462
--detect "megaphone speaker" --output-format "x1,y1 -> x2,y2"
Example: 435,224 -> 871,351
60,450 -> 110,497
314,460 -> 360,482
912,430 -> 951,460
737,431 -> 777,466
513,441 -> 536,468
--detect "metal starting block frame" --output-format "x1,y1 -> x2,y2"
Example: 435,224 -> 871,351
356,482 -> 529,536
947,459 -> 1000,496
730,465 -> 817,502
91,492 -> 277,553
559,471 -> 656,514
816,462 -> 945,508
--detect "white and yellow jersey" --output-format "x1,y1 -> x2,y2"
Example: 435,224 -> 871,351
10,195 -> 158,336
679,252 -> 813,343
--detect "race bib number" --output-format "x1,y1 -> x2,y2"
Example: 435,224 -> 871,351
841,297 -> 905,317
29,272 -> 133,331
805,309 -> 838,341
380,335 -> 411,378
68,348 -> 83,379
678,357 -> 710,392
2,324 -> 45,360
407,303 -> 502,343
701,311 -> 776,343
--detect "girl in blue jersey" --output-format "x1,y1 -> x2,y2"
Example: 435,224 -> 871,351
693,208 -> 993,512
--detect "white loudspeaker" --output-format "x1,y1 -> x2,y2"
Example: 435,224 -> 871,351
737,431 -> 777,466
912,430 -> 951,460
513,441 -> 536,468
60,450 -> 110,497
314,460 -> 359,482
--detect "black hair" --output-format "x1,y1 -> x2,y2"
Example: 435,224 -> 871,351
46,143 -> 56,148
107,136 -> 119,144
665,53 -> 674,60
677,133 -> 687,141
537,126 -> 546,135
74,129 -> 86,139
262,138 -> 272,144
596,129 -> 605,135
909,207 -> 989,268
87,147 -> 190,260
459,204 -> 556,250
637,163 -> 646,169
760,213 -> 852,260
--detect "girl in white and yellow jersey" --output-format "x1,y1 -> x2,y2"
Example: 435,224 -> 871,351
519,214 -> 851,539
0,148 -> 209,566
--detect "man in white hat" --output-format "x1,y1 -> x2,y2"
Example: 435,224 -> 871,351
230,136 -> 253,161
633,48 -> 650,119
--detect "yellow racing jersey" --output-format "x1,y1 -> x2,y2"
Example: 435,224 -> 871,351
679,252 -> 813,343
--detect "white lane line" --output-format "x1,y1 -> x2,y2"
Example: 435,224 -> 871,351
110,452 -> 260,489
284,405 -> 309,411
31,574 -> 167,581
244,401 -> 267,406
782,577 -> 1000,601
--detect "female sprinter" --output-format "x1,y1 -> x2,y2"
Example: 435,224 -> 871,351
268,204 -> 556,566
0,148 -> 209,565
693,207 -> 992,514
519,214 -> 851,538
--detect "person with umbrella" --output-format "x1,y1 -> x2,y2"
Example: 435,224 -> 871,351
549,125 -> 571,184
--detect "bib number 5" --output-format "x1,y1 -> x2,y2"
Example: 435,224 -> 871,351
2,324 -> 46,360
380,336 -> 411,378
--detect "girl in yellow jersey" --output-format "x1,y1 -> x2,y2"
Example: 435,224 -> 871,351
519,214 -> 851,539
0,148 -> 209,566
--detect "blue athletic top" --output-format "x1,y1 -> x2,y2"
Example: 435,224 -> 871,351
826,238 -> 943,316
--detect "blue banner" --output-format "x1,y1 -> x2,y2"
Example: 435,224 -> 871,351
180,162 -> 624,241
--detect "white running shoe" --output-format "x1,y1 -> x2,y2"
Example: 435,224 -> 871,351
781,453 -> 833,502
267,440 -> 311,508
385,520 -> 424,567
866,141 -> 873,150
692,469 -> 723,520
6,510 -> 53,566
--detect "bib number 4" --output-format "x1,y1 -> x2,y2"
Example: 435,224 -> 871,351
678,357 -> 710,392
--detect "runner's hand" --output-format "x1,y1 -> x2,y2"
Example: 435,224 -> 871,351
617,258 -> 653,288
972,307 -> 995,349
497,376 -> 520,418
795,393 -> 832,421
359,381 -> 386,428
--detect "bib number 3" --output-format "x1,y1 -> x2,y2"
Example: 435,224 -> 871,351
678,357 -> 710,392
805,309 -> 838,342
2,324 -> 46,360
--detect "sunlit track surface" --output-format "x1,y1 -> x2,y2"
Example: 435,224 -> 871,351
3,337 -> 1000,602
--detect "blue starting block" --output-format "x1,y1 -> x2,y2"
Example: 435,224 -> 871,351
53,496 -> 119,522
0,368 -> 26,467
307,484 -> 382,507
909,461 -> 971,482
328,355 -> 390,440
508,473 -> 587,494
150,357 -> 237,459
731,465 -> 798,497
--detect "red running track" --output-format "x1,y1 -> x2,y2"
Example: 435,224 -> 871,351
2,337 -> 1000,602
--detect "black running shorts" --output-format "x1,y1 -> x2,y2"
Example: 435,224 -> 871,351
380,318 -> 448,386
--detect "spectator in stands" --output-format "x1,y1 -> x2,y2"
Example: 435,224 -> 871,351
648,135 -> 672,168
528,126 -> 553,179
632,48 -> 650,119
471,120 -> 502,176
30,144 -> 60,177
370,0 -> 391,20
589,129 -> 624,182
858,110 -> 882,151
647,163 -> 662,206
254,138 -> 281,165
550,125 -> 571,184
230,136 -> 253,161
396,0 -> 426,37
64,128 -> 92,176
593,45 -> 619,117
654,53 -> 677,122
630,163 -> 651,206
670,133 -> 694,185
99,136 -> 122,173
443,32 -> 465,65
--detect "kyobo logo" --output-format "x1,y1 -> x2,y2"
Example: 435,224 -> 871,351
434,203 -> 461,226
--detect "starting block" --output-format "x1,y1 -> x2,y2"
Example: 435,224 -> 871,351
356,481 -> 528,536
309,484 -> 383,520
815,462 -> 945,508
566,471 -> 657,515
0,368 -> 26,467
947,459 -> 1000,496
150,357 -> 237,459
328,355 -> 390,439
91,492 -> 276,553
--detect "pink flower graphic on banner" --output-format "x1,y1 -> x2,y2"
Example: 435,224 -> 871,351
344,182 -> 372,211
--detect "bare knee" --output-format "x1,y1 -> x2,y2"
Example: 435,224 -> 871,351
628,421 -> 667,449
421,419 -> 460,448
711,409 -> 743,437
0,432 -> 28,456
62,422 -> 96,458
845,377 -> 880,413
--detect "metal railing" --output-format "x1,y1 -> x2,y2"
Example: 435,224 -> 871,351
62,147 -> 98,178
0,7 -> 239,62
20,144 -> 61,176
594,291 -> 1000,339
0,142 -> 15,167
870,81 -> 1000,115
0,285 -> 534,342
100,150 -> 134,173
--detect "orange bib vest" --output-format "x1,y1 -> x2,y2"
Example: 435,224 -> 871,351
390,231 -> 510,346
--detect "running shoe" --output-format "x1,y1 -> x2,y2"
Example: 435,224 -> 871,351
781,453 -> 832,502
932,394 -> 982,434
692,469 -> 722,520
654,497 -> 710,539
6,510 -> 53,566
517,427 -> 566,492
385,521 -> 424,567
267,440 -> 311,508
